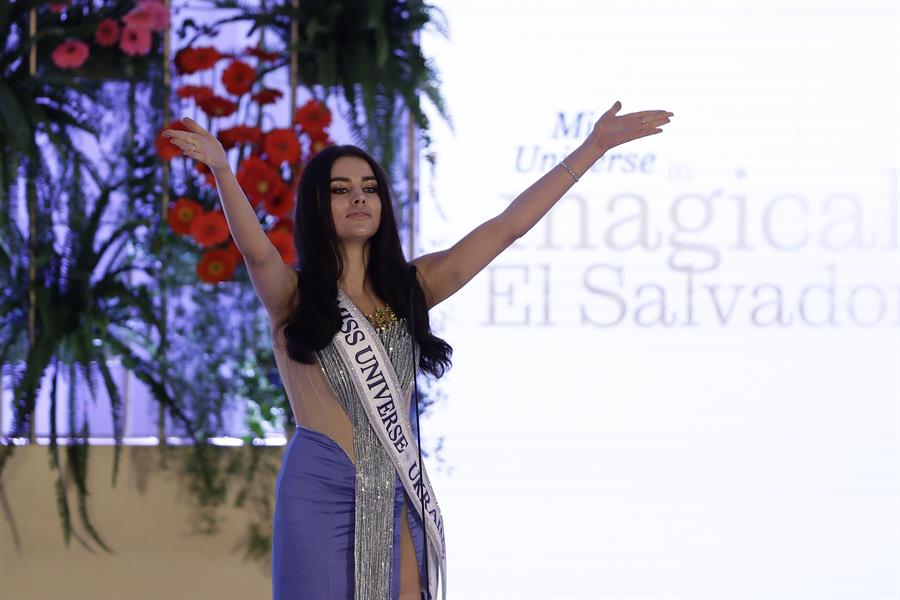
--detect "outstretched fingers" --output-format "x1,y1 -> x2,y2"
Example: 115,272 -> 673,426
637,127 -> 664,138
631,109 -> 674,119
162,117 -> 210,142
162,130 -> 201,148
180,116 -> 210,136
637,111 -> 673,131
592,102 -> 674,150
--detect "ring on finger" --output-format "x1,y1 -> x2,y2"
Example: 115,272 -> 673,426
189,143 -> 197,152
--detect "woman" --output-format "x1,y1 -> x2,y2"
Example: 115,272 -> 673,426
163,100 -> 673,600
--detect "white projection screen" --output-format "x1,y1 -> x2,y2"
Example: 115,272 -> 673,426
415,1 -> 899,598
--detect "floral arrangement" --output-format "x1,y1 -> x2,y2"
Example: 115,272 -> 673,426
49,0 -> 169,69
0,0 -> 447,564
156,42 -> 335,283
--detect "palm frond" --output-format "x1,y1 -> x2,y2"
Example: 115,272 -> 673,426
66,431 -> 113,554
48,357 -> 73,547
92,352 -> 124,487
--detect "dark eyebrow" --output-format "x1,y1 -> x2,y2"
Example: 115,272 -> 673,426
330,176 -> 377,182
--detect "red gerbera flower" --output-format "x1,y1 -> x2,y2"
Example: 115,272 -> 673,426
236,156 -> 281,207
51,39 -> 89,69
267,229 -> 297,265
120,26 -> 151,56
189,210 -> 230,247
222,238 -> 244,268
197,248 -> 236,283
95,18 -> 119,47
245,46 -> 281,62
251,88 -> 283,106
125,0 -> 169,32
307,128 -> 330,145
264,181 -> 295,219
263,128 -> 301,165
221,60 -> 256,96
174,46 -> 222,75
167,197 -> 203,235
156,120 -> 189,161
307,131 -> 334,158
218,125 -> 263,150
123,4 -> 154,31
198,95 -> 238,118
176,85 -> 214,101
293,99 -> 331,134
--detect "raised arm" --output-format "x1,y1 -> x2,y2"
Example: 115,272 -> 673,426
162,118 -> 297,320
411,101 -> 674,308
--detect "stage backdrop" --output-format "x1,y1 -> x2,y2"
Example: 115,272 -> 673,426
416,1 -> 899,598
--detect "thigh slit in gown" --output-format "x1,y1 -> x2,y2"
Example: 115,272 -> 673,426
270,316 -> 432,600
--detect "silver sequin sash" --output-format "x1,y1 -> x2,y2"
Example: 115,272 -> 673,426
315,319 -> 414,599
331,288 -> 447,600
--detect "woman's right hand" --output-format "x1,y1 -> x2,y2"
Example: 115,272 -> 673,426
162,117 -> 229,174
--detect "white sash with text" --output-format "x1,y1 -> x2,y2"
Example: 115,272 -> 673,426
333,289 -> 447,600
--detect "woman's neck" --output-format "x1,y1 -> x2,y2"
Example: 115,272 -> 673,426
338,241 -> 370,295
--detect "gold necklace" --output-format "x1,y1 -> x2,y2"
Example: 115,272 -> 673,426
363,303 -> 398,333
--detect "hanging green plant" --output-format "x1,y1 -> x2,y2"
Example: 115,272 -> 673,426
197,0 -> 452,180
1,0 -> 451,564
0,0 -> 179,552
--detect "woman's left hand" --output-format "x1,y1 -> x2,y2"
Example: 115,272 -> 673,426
587,101 -> 674,154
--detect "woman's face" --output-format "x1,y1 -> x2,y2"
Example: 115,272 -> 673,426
329,155 -> 383,244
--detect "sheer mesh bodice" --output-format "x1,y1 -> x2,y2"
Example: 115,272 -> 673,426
270,318 -> 420,457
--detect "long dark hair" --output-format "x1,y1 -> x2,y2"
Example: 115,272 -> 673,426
276,144 -> 452,378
